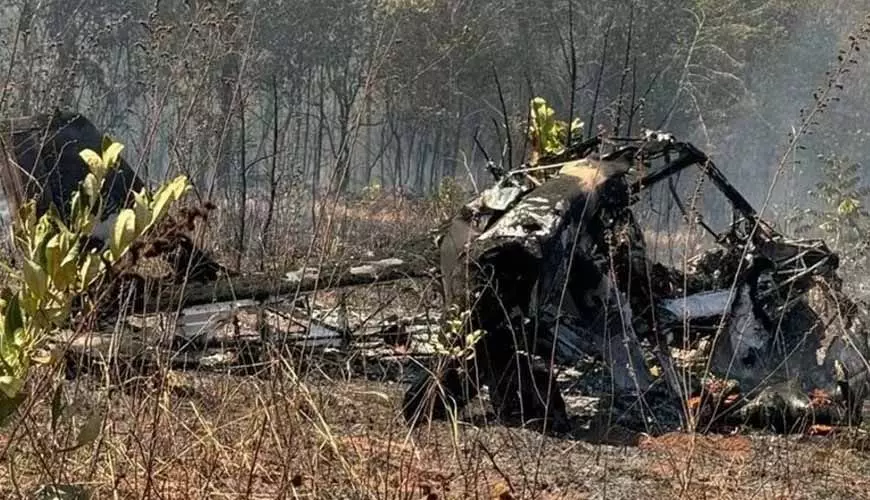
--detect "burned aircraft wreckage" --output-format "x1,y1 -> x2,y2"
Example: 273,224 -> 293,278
0,110 -> 224,283
403,130 -> 870,434
1,110 -> 867,435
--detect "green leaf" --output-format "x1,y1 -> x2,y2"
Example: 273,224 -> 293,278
13,201 -> 38,250
0,137 -> 202,432
101,142 -> 124,170
528,97 -> 569,156
78,149 -> 105,179
81,173 -> 100,211
31,218 -> 53,266
838,197 -> 860,215
22,258 -> 48,301
132,190 -> 152,233
133,189 -> 150,209
58,238 -> 81,291
68,193 -> 85,232
4,294 -> 23,344
45,233 -> 63,283
36,307 -> 68,328
150,176 -> 190,226
44,204 -> 71,235
111,209 -> 138,261
0,376 -> 23,399
78,254 -> 104,288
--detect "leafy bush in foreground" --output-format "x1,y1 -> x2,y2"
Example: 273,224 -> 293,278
0,137 -> 191,423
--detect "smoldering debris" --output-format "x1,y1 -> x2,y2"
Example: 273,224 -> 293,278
11,111 -> 868,437
403,129 -> 870,435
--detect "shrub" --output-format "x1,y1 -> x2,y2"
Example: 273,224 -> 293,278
0,137 -> 191,424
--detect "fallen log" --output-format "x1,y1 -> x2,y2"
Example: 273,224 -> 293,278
146,246 -> 440,311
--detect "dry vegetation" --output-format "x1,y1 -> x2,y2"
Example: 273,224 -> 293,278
0,191 -> 868,500
3,1 -> 870,498
7,372 -> 870,499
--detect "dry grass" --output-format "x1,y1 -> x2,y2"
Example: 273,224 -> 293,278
2,191 -> 870,500
4,371 -> 870,499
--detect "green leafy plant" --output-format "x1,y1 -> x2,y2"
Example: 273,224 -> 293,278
0,137 -> 191,424
792,154 -> 870,247
360,181 -> 383,202
527,97 -> 583,159
426,305 -> 484,361
432,176 -> 467,221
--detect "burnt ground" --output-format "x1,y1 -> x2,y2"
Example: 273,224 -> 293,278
295,373 -> 870,500
0,267 -> 862,500
13,279 -> 863,499
4,355 -> 870,499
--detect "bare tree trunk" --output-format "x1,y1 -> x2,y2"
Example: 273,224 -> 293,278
312,68 -> 326,225
261,77 -> 280,270
13,0 -> 34,115
406,128 -> 418,192
428,129 -> 442,193
379,120 -> 389,188
216,1 -> 242,184
586,20 -> 612,139
364,97 -> 374,186
391,124 -> 403,190
443,108 -> 463,179
301,68 -> 313,183
236,95 -> 247,270
334,88 -> 354,194
614,3 -> 634,136
563,0 -> 578,145
414,134 -> 426,195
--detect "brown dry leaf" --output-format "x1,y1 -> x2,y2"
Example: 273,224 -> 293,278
809,388 -> 833,408
639,432 -> 752,463
808,424 -> 836,436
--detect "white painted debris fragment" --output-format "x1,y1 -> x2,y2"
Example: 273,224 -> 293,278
659,289 -> 732,320
291,323 -> 343,348
176,299 -> 258,340
285,267 -> 320,283
199,351 -> 238,368
481,186 -> 523,211
349,258 -> 405,276
524,196 -> 550,204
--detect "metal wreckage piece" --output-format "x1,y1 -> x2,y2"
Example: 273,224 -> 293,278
403,130 -> 870,434
0,110 -> 225,283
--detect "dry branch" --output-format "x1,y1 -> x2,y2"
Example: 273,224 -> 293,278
152,245 -> 439,310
